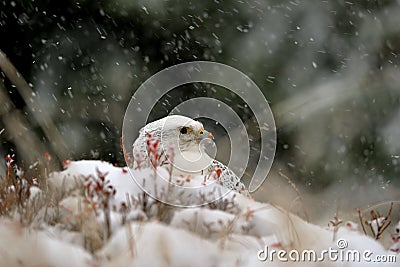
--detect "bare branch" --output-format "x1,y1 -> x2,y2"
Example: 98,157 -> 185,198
0,49 -> 68,161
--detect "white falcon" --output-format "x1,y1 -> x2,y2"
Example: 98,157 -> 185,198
132,115 -> 248,195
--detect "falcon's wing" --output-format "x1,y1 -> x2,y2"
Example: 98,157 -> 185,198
210,160 -> 249,196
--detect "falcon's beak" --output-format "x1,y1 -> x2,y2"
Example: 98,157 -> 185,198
197,130 -> 214,140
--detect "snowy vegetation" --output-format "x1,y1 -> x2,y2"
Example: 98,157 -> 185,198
0,155 -> 398,266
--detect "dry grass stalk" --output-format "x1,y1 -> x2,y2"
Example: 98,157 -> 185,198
329,198 -> 343,241
278,172 -> 309,222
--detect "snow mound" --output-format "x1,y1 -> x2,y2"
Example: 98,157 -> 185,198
0,219 -> 93,267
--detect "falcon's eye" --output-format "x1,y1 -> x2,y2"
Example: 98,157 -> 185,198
199,130 -> 204,135
180,127 -> 188,134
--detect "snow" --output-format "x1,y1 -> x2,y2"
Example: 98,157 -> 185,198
50,160 -> 229,208
170,207 -> 249,239
50,160 -> 140,202
0,160 -> 398,266
29,185 -> 42,200
0,219 -> 92,267
366,217 -> 386,237
390,221 -> 400,252
98,222 -> 224,267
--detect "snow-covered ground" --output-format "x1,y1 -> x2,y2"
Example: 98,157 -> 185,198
0,160 -> 398,266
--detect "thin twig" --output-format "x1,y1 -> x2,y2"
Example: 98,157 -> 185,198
360,200 -> 400,212
357,208 -> 367,235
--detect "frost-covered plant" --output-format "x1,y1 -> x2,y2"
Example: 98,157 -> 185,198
121,136 -> 134,168
358,202 -> 393,240
132,133 -> 176,221
206,191 -> 238,213
145,132 -> 162,169
0,154 -> 41,225
329,198 -> 343,241
84,168 -> 116,239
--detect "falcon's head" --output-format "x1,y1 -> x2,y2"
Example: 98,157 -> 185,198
134,115 -> 216,173
151,115 -> 213,152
